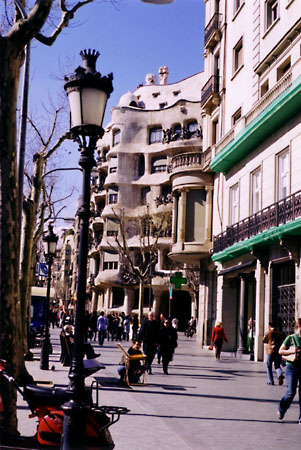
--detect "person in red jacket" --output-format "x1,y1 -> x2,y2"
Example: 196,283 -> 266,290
211,321 -> 228,360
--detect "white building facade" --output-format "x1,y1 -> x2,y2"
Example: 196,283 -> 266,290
204,0 -> 301,360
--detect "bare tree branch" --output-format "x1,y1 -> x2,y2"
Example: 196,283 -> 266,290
36,0 -> 94,46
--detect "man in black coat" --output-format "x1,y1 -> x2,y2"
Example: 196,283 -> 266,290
138,311 -> 159,374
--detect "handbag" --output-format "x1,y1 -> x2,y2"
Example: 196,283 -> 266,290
282,335 -> 300,363
208,345 -> 213,351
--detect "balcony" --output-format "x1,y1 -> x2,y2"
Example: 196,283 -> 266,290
201,75 -> 221,113
213,189 -> 301,255
171,152 -> 207,177
204,13 -> 222,49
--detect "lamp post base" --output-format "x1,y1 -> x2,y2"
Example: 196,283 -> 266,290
40,335 -> 51,370
61,399 -> 89,450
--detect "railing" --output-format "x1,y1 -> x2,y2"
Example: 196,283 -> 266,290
213,189 -> 301,253
204,13 -> 222,47
171,152 -> 204,171
201,75 -> 221,105
245,71 -> 292,126
162,126 -> 202,144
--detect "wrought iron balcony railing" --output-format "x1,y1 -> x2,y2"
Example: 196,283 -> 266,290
201,75 -> 220,106
213,189 -> 301,254
204,13 -> 222,47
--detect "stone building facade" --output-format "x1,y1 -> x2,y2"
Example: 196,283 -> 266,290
87,68 -> 215,331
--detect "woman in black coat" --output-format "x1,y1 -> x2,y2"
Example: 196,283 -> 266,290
158,319 -> 178,374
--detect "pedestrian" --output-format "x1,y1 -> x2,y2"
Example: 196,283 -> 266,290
262,321 -> 285,385
117,340 -> 145,384
158,319 -> 178,374
107,313 -> 113,341
123,315 -> 131,341
278,318 -> 301,423
171,317 -> 178,330
210,320 -> 228,360
117,313 -> 124,341
139,311 -> 160,374
90,311 -> 98,341
97,311 -> 107,346
132,314 -> 139,341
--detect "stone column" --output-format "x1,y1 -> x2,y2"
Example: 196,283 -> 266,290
177,189 -> 187,245
171,192 -> 179,243
91,291 -> 98,311
237,275 -> 248,355
123,288 -> 134,315
205,186 -> 213,241
104,286 -> 111,311
145,153 -> 151,175
254,260 -> 265,362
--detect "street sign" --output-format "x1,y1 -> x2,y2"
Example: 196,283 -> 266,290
170,271 -> 187,289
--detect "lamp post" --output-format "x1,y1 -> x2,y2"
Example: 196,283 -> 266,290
40,224 -> 58,370
61,49 -> 113,450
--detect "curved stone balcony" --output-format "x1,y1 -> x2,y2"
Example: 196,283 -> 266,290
171,152 -> 205,176
169,241 -> 212,264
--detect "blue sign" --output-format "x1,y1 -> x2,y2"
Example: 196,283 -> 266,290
36,263 -> 48,277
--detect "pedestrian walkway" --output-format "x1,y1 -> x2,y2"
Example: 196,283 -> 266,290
16,327 -> 300,450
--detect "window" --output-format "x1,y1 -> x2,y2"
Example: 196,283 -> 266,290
230,184 -> 239,224
232,108 -> 241,126
106,219 -> 119,237
251,168 -> 262,214
112,129 -> 120,147
234,0 -> 243,13
149,127 -> 163,144
277,58 -> 291,81
141,186 -> 151,205
266,0 -> 278,29
278,150 -> 289,200
188,121 -> 198,133
103,251 -> 118,270
151,156 -> 167,173
233,38 -> 243,74
138,155 -> 145,177
212,119 -> 219,145
109,167 -> 117,173
260,80 -> 269,97
108,186 -> 118,204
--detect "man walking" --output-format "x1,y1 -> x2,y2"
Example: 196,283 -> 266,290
97,311 -> 107,346
139,311 -> 159,374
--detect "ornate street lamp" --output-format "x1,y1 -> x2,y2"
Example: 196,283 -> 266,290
40,224 -> 58,370
61,49 -> 113,450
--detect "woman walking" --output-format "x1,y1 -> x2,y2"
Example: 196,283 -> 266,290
211,321 -> 228,360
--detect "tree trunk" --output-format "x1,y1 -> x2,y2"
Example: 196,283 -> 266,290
138,278 -> 145,325
20,154 -> 45,354
0,38 -> 31,438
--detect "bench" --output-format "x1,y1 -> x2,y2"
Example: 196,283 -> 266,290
117,343 -> 147,386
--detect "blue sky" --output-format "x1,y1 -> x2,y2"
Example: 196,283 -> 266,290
28,0 -> 205,223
